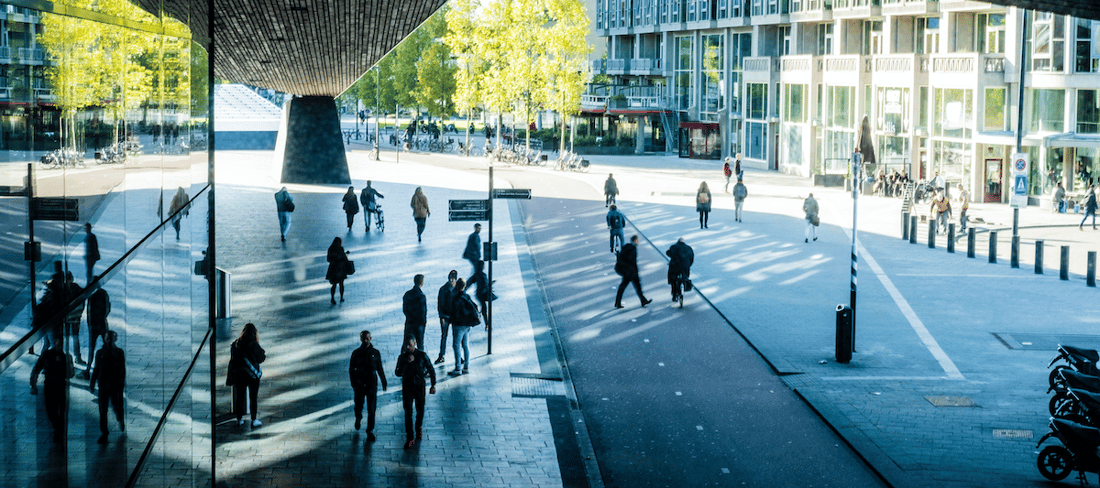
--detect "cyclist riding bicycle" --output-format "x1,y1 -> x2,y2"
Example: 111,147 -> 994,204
666,238 -> 694,302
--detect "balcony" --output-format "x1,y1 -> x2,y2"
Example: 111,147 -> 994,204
581,94 -> 609,112
880,0 -> 937,15
831,0 -> 880,18
607,58 -> 627,74
591,59 -> 606,74
0,46 -> 11,63
18,47 -> 45,65
34,87 -> 54,101
0,87 -> 11,99
790,0 -> 832,21
630,57 -> 662,75
929,53 -> 978,86
822,54 -> 868,84
780,55 -> 815,73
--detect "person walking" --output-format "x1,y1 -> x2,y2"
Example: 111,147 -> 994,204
1081,186 -> 1098,230
169,186 -> 189,240
403,274 -> 428,351
410,187 -> 430,242
930,190 -> 951,234
435,270 -> 458,365
227,323 -> 266,428
84,223 -> 99,284
732,178 -> 747,222
695,181 -> 712,229
614,235 -> 652,309
86,278 -> 110,375
463,223 -> 482,278
30,329 -> 74,442
449,278 -> 480,376
734,153 -> 743,180
274,187 -> 294,241
666,238 -> 694,300
359,181 -> 384,231
723,158 -> 733,193
394,336 -> 436,449
89,330 -> 125,444
803,193 -> 819,243
349,330 -> 387,441
60,274 -> 86,366
957,183 -> 969,231
604,173 -> 619,207
606,204 -> 626,253
326,237 -> 350,304
1053,181 -> 1066,213
341,186 -> 359,232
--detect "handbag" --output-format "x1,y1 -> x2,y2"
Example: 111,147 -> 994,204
811,214 -> 820,226
285,200 -> 295,212
342,260 -> 356,276
242,357 -> 262,380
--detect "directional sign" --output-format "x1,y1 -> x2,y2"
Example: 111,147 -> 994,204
448,210 -> 489,221
32,197 -> 79,221
492,188 -> 532,199
449,199 -> 489,211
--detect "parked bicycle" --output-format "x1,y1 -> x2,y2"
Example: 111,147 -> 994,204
40,148 -> 85,169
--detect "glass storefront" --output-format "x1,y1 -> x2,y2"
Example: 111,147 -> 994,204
0,1 -> 211,486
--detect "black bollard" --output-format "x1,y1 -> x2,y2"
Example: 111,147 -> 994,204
928,220 -> 936,249
1061,245 -> 1070,280
1010,235 -> 1020,268
988,231 -> 997,263
909,216 -> 918,244
902,211 -> 910,240
1089,251 -> 1097,287
967,228 -> 976,258
1035,240 -> 1044,274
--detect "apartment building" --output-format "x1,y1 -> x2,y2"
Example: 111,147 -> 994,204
589,0 -> 1100,204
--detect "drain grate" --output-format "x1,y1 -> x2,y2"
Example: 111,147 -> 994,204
992,429 -> 1033,439
994,333 -> 1100,351
510,373 -> 566,398
925,396 -> 978,407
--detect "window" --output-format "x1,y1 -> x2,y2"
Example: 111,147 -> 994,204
1032,12 -> 1065,72
785,84 -> 806,123
983,88 -> 1006,132
829,85 -> 853,128
676,36 -> 694,110
701,34 -> 724,121
729,33 -> 751,116
780,26 -> 791,55
917,17 -> 939,54
979,13 -> 1006,54
863,20 -> 883,56
817,23 -> 833,55
918,86 -> 928,131
933,88 -> 973,139
1077,90 -> 1100,134
877,87 -> 909,134
1028,88 -> 1064,132
1076,19 -> 1099,73
748,83 -> 767,120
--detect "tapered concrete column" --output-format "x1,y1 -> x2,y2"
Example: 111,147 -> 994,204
278,96 -> 350,185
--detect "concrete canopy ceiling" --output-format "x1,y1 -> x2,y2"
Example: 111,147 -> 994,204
138,0 -> 447,97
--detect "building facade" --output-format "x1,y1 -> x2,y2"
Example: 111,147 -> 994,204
589,0 -> 1100,204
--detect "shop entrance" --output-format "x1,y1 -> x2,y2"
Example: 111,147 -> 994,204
984,158 -> 1002,202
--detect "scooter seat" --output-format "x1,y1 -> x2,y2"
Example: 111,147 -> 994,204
1075,388 -> 1100,406
1054,418 -> 1100,444
1063,370 -> 1100,392
1062,345 -> 1100,363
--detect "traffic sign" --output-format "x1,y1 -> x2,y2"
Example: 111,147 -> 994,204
1012,153 -> 1028,174
449,199 -> 488,211
32,197 -> 79,221
448,210 -> 489,221
492,188 -> 531,199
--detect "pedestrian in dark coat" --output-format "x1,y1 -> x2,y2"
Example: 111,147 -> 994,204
604,173 -> 619,207
89,330 -> 125,444
30,329 -> 73,441
1081,186 -> 1098,230
696,181 -> 712,228
435,270 -> 458,365
395,336 -> 436,449
87,279 -> 110,363
614,235 -> 652,308
326,237 -> 350,304
60,275 -> 86,365
463,223 -> 482,279
349,330 -> 387,441
275,187 -> 294,241
448,278 -> 480,376
666,238 -> 694,299
606,205 -> 626,253
403,274 -> 427,351
359,181 -> 384,231
85,223 -> 99,284
227,323 -> 266,427
732,179 -> 748,222
342,186 -> 359,231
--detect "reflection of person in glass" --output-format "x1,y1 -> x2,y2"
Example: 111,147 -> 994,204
169,187 -> 190,240
84,223 -> 99,284
89,331 -> 125,444
30,328 -> 74,442
228,323 -> 266,428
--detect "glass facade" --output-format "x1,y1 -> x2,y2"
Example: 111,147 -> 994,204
676,35 -> 693,111
700,34 -> 724,122
0,1 -> 211,486
1028,88 -> 1065,132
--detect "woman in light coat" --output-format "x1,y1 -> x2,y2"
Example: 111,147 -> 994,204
695,181 -> 712,229
410,187 -> 430,242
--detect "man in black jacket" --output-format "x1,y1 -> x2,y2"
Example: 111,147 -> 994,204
402,274 -> 427,351
395,337 -> 436,449
349,330 -> 387,441
89,330 -> 125,444
666,238 -> 695,300
462,223 -> 482,280
434,271 -> 458,365
614,235 -> 652,309
31,329 -> 74,442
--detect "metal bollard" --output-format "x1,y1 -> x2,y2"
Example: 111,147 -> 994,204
947,223 -> 955,253
216,268 -> 231,319
909,216 -> 918,244
1010,235 -> 1020,268
967,228 -> 976,258
988,231 -> 997,263
1089,251 -> 1097,287
1061,246 -> 1070,280
902,211 -> 910,240
928,220 -> 936,249
836,304 -> 853,364
1035,240 -> 1044,274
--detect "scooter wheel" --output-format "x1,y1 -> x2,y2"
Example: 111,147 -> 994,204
1037,445 -> 1073,481
1049,365 -> 1071,389
1050,392 -> 1072,417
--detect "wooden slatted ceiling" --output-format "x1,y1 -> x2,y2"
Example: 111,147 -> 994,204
137,0 -> 446,97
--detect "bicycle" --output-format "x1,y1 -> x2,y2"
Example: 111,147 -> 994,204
442,138 -> 455,153
671,272 -> 691,308
428,139 -> 442,152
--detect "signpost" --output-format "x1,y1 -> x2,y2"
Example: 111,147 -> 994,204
32,197 -> 79,221
1010,153 -> 1028,209
491,188 -> 532,199
448,199 -> 489,221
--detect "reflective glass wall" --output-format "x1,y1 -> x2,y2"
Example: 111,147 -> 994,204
0,0 -> 211,486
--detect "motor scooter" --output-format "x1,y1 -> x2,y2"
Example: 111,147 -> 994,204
1050,345 -> 1100,389
1037,417 -> 1100,483
1050,370 -> 1100,416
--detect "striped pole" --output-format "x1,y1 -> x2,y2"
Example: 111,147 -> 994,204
850,151 -> 860,350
